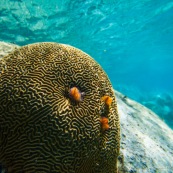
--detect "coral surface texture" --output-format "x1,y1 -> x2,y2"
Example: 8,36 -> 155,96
0,42 -> 120,173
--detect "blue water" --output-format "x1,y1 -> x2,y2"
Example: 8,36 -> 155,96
0,0 -> 173,128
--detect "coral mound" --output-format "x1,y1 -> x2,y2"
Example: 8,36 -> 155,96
0,42 -> 120,173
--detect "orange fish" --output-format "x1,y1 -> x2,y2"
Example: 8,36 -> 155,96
101,95 -> 112,107
100,117 -> 109,131
69,87 -> 84,102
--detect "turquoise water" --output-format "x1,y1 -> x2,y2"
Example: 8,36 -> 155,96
0,0 -> 173,128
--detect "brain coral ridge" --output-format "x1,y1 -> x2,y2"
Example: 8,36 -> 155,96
0,42 -> 120,173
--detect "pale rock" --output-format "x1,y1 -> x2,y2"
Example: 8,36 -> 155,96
0,42 -> 19,59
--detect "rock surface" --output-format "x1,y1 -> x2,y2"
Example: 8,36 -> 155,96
116,90 -> 173,173
0,42 -> 19,59
0,42 -> 173,173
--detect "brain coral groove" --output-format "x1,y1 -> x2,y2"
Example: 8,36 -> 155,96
0,42 -> 120,173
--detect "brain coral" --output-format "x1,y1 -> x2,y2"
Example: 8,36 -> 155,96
0,42 -> 120,173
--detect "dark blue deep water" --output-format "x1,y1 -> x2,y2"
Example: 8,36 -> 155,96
0,0 -> 173,128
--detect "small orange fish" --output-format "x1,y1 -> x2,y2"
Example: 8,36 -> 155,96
100,117 -> 109,131
69,87 -> 84,102
101,95 -> 112,107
